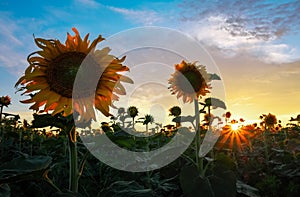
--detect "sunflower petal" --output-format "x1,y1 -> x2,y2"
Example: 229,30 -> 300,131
25,65 -> 34,75
26,82 -> 48,91
20,99 -> 34,104
29,101 -> 46,111
119,75 -> 133,84
29,56 -> 50,65
88,35 -> 105,52
31,89 -> 52,102
113,86 -> 126,95
52,97 -> 69,116
64,100 -> 73,116
95,100 -> 110,117
44,92 -> 61,110
15,76 -> 26,87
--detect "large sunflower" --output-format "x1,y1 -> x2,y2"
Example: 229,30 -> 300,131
15,28 -> 132,122
168,60 -> 211,103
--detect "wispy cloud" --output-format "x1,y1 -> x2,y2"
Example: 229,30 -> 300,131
0,20 -> 22,46
107,6 -> 162,25
74,0 -> 100,7
179,0 -> 300,64
0,13 -> 32,74
251,60 -> 300,84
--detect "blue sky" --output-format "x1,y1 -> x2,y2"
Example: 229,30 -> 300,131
0,0 -> 300,124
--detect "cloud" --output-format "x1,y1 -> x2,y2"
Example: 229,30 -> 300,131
251,60 -> 300,84
107,6 -> 162,25
181,0 -> 300,38
179,0 -> 300,64
0,14 -> 32,74
74,0 -> 100,7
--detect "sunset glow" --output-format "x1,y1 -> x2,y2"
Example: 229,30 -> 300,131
230,123 -> 240,131
0,1 -> 300,196
218,123 -> 254,152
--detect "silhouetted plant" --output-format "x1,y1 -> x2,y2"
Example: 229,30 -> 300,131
260,113 -> 278,163
225,111 -> 232,124
169,106 -> 181,127
0,95 -> 11,122
14,28 -> 132,193
143,114 -> 154,133
127,106 -> 139,130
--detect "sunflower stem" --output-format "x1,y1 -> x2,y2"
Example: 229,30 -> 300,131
194,99 -> 203,173
67,126 -> 79,193
0,105 -> 3,122
263,125 -> 269,164
44,172 -> 61,192
132,117 -> 135,130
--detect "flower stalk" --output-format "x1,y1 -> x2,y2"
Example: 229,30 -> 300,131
67,126 -> 79,192
194,99 -> 204,174
0,105 -> 3,122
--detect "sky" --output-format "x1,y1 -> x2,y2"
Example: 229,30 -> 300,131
0,0 -> 300,126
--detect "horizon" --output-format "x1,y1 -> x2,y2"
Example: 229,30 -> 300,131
0,0 -> 299,127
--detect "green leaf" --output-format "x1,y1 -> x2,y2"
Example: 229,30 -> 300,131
208,170 -> 236,197
100,181 -> 152,197
31,113 -> 73,129
236,180 -> 260,197
0,155 -> 52,184
52,191 -> 84,197
114,137 -> 135,149
0,155 -> 52,171
179,166 -> 214,197
0,184 -> 10,197
180,157 -> 237,197
203,97 -> 226,109
172,115 -> 195,123
209,73 -> 221,80
214,153 -> 236,172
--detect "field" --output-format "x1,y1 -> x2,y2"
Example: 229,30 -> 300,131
0,109 -> 299,196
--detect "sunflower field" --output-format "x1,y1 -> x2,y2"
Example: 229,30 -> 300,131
0,28 -> 299,197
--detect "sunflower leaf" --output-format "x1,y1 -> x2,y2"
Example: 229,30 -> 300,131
172,115 -> 195,123
209,73 -> 221,80
0,155 -> 52,185
203,97 -> 226,109
0,184 -> 10,197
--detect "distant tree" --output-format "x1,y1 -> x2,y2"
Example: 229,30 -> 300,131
143,114 -> 154,133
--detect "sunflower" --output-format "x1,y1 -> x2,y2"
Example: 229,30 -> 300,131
169,106 -> 181,117
127,106 -> 138,129
262,113 -> 277,129
168,60 -> 211,103
0,96 -> 11,107
169,106 -> 181,127
15,28 -> 132,122
0,95 -> 11,121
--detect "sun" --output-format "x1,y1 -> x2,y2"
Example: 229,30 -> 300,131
231,123 -> 240,131
217,124 -> 254,152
